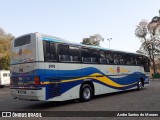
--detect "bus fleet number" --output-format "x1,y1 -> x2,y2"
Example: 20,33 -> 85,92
49,65 -> 55,68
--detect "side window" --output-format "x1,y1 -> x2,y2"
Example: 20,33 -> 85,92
59,44 -> 70,61
99,51 -> 106,64
43,41 -> 57,61
130,55 -> 136,65
113,52 -> 119,64
124,54 -> 131,65
90,49 -> 99,63
44,42 -> 50,60
82,48 -> 91,63
69,46 -> 80,62
106,51 -> 114,64
136,56 -> 143,65
50,43 -> 56,61
143,56 -> 150,72
124,54 -> 136,65
119,53 -> 125,65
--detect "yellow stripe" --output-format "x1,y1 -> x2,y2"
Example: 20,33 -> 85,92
41,73 -> 137,87
90,73 -> 137,87
41,81 -> 60,84
61,74 -> 124,87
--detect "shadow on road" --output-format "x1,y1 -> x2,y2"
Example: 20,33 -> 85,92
23,100 -> 79,110
23,89 -> 143,110
94,89 -> 141,99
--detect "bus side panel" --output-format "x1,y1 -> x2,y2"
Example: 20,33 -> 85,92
135,66 -> 149,85
100,64 -> 114,93
135,66 -> 144,80
81,64 -> 103,95
98,65 -> 144,94
58,63 -> 81,100
58,63 -> 81,79
44,62 -> 59,100
36,34 -> 48,100
112,65 -> 137,91
37,34 -> 62,100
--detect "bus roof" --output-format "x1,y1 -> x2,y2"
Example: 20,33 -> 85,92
35,33 -> 143,56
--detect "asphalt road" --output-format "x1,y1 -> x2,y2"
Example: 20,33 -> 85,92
0,80 -> 160,120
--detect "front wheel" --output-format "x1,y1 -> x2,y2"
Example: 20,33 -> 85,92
80,84 -> 93,102
137,80 -> 143,90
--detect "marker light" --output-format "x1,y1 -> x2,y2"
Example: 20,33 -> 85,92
34,76 -> 41,85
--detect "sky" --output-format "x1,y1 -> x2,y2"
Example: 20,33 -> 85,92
0,0 -> 160,52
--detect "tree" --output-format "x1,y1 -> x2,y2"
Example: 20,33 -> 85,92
135,19 -> 160,74
81,34 -> 104,46
0,56 -> 10,70
0,27 -> 14,70
0,27 -> 5,35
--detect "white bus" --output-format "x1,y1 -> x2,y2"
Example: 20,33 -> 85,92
10,33 -> 150,101
0,70 -> 10,88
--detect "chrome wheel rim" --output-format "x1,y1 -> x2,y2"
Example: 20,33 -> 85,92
139,82 -> 142,89
83,88 -> 91,100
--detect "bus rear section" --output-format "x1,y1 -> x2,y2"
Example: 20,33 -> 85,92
10,33 -> 45,101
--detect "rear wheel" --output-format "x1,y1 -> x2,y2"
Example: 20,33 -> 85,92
80,84 -> 93,102
137,80 -> 143,90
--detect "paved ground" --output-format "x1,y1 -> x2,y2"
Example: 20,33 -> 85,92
0,80 -> 160,120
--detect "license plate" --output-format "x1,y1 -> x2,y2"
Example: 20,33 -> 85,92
18,91 -> 26,94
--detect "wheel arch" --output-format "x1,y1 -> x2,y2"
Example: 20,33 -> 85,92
139,77 -> 144,87
79,81 -> 95,98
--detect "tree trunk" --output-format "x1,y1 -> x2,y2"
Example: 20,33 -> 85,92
143,37 -> 152,59
143,37 -> 156,75
151,43 -> 156,74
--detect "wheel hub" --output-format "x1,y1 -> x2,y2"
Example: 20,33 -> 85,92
83,88 -> 91,99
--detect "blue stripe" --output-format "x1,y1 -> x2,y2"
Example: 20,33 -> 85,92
12,67 -> 148,100
42,37 -> 66,43
12,67 -> 147,85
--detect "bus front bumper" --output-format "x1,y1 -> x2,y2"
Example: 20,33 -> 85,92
10,87 -> 45,101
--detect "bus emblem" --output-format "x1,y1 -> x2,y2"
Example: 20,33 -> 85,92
117,67 -> 120,73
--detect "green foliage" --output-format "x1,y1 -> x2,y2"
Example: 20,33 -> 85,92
81,34 -> 104,46
0,56 -> 10,70
0,28 -> 14,70
81,38 -> 96,46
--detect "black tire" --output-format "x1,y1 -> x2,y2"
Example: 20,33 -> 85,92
137,80 -> 143,90
80,84 -> 93,102
0,85 -> 5,88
